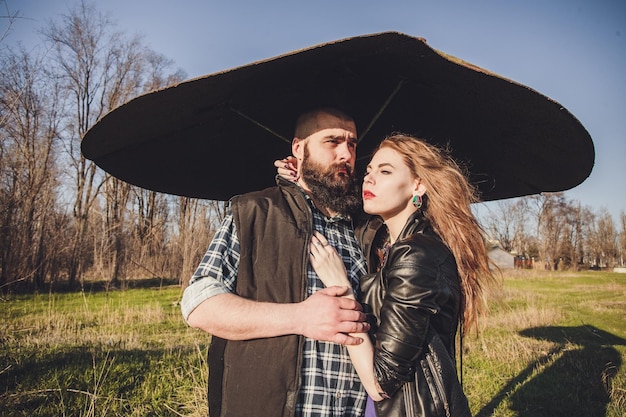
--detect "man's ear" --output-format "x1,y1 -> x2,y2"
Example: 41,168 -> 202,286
292,138 -> 305,160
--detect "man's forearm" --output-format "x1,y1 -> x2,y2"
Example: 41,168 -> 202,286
186,293 -> 301,339
186,287 -> 370,344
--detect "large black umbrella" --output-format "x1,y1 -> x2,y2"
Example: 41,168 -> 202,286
81,31 -> 594,201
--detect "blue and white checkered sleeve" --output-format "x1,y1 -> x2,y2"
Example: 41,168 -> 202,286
180,208 -> 240,321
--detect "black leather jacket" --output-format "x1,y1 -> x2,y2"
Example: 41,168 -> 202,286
355,211 -> 471,417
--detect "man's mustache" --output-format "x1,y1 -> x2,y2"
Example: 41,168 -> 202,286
329,163 -> 354,177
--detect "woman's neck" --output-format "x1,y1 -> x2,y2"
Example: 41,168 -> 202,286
383,208 -> 417,243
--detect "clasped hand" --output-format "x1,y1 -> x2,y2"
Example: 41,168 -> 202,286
299,287 -> 369,345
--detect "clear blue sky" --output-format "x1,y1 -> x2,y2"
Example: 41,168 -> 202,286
5,0 -> 625,220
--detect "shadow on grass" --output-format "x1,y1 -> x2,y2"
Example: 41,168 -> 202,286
2,277 -> 183,297
0,344 -> 193,416
49,277 -> 181,294
476,325 -> 625,417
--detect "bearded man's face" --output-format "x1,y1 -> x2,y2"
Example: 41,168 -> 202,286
301,145 -> 361,217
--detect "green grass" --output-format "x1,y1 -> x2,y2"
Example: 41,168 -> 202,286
463,270 -> 626,417
1,285 -> 210,416
1,271 -> 625,416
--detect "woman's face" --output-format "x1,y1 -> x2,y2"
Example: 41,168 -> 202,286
362,147 -> 422,220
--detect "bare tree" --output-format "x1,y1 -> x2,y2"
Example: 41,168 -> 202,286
42,1 -> 186,286
173,198 -> 226,286
526,193 -> 571,270
0,46 -> 62,290
0,0 -> 20,45
587,209 -> 619,269
128,188 -> 170,279
41,2 -> 111,285
563,203 -> 593,271
102,176 -> 131,286
484,197 -> 530,254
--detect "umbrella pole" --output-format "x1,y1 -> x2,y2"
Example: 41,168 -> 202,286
359,79 -> 405,142
230,106 -> 292,144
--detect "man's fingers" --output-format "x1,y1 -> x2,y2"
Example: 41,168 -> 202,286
317,285 -> 352,299
336,294 -> 363,311
336,305 -> 366,321
337,310 -> 370,332
331,333 -> 364,346
336,320 -> 370,334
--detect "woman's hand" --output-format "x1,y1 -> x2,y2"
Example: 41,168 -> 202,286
309,231 -> 352,291
274,156 -> 298,181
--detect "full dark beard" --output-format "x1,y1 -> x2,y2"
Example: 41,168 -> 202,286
301,150 -> 362,217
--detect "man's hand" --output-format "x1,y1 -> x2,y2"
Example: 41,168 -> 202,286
295,286 -> 369,345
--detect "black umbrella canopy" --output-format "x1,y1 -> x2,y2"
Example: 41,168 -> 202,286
81,31 -> 594,201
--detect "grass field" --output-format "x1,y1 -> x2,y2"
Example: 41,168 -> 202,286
1,271 -> 625,416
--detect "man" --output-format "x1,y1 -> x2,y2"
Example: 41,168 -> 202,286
181,107 -> 370,417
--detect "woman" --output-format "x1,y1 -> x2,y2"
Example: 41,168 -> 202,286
283,134 -> 498,416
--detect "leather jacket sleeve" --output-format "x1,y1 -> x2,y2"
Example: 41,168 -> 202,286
372,235 -> 455,397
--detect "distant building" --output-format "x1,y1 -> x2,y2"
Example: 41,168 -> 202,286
488,247 -> 515,269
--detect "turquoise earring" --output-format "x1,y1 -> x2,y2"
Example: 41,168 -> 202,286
412,194 -> 422,209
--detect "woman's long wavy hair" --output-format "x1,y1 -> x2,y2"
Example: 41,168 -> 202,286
375,134 -> 499,333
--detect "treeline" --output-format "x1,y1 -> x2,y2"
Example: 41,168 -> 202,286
1,3 -> 624,294
482,193 -> 626,271
0,2 -> 225,292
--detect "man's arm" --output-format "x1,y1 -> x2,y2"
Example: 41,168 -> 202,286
186,286 -> 369,345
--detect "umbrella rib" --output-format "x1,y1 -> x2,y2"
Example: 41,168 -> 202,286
358,79 -> 406,143
229,106 -> 291,144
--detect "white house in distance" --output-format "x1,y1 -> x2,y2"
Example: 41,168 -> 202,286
488,245 -> 515,269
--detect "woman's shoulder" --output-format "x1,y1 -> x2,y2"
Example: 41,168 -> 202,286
392,232 -> 454,268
